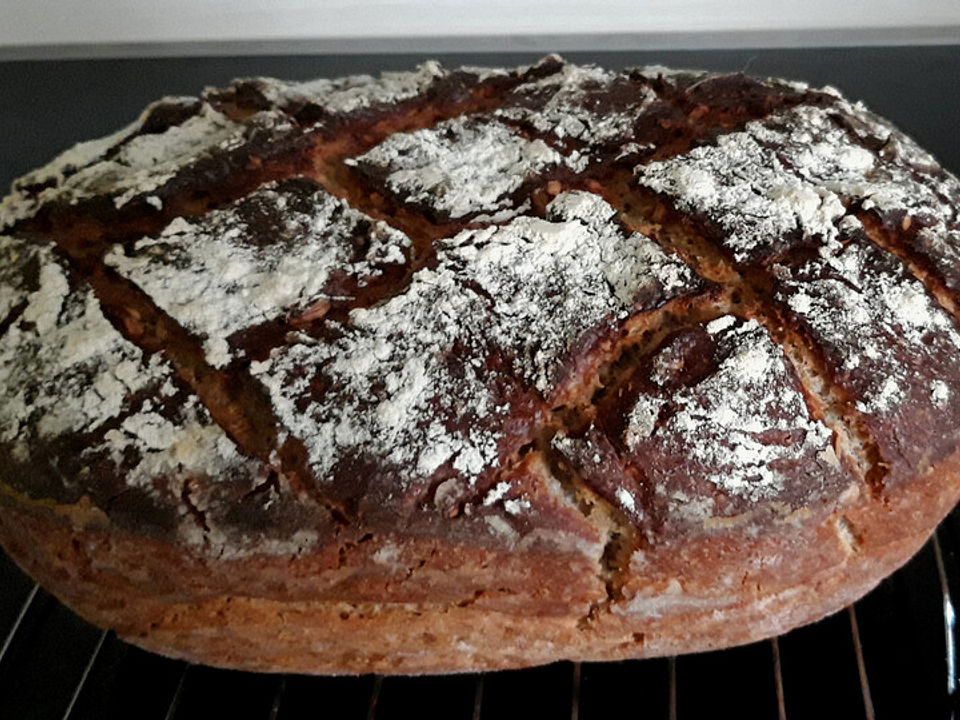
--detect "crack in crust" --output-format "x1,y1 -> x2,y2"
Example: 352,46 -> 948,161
87,265 -> 281,461
0,300 -> 28,339
590,176 -> 886,496
529,291 -> 728,625
855,209 -> 960,323
537,179 -> 889,620
513,422 -> 638,629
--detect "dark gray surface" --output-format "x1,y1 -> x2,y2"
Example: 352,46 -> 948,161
1,46 -> 959,193
5,26 -> 960,61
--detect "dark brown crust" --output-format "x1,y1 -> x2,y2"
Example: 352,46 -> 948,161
2,57 -> 959,674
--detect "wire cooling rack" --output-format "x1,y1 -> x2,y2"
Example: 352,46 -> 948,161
1,506 -> 959,719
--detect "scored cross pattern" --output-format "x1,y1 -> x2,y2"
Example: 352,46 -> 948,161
1,56 -> 960,674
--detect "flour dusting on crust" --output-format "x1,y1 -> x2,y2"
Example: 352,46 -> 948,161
624,318 -> 835,506
638,97 -> 960,484
639,100 -> 960,293
0,100 -> 264,227
475,191 -> 699,393
774,236 -> 960,480
252,191 -> 698,493
106,178 -> 410,367
0,242 -> 246,482
639,118 -> 847,264
0,244 -> 167,449
351,118 -> 578,220
95,394 -> 242,489
0,237 -> 289,552
496,63 -> 654,148
0,235 -> 42,323
217,62 -> 448,118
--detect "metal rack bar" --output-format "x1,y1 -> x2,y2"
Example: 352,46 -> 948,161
570,662 -> 581,720
60,629 -> 108,720
771,637 -> 786,720
934,532 -> 958,706
163,663 -> 190,720
0,583 -> 38,665
268,676 -> 286,720
471,676 -> 484,720
366,674 -> 382,720
848,605 -> 876,720
668,657 -> 677,720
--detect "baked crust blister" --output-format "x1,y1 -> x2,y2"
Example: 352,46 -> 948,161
2,56 -> 960,674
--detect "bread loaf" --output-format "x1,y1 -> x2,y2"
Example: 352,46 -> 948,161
2,56 -> 960,674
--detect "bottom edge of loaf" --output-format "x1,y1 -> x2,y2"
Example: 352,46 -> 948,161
2,449 -> 959,675
0,511 -> 932,675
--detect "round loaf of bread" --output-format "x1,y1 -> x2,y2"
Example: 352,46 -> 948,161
2,56 -> 960,674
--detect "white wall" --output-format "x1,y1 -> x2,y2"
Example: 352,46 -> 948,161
1,0 -> 959,56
